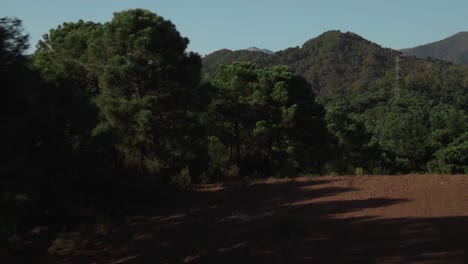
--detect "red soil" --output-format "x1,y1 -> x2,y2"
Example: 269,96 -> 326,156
35,175 -> 468,263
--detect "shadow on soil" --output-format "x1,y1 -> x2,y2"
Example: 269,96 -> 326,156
9,179 -> 468,264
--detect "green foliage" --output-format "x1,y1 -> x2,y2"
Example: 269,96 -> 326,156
429,133 -> 468,174
34,20 -> 102,85
355,167 -> 364,176
324,94 -> 381,174
89,9 -> 205,179
32,9 -> 208,184
203,29 -> 468,176
0,17 -> 29,66
322,61 -> 468,174
202,49 -> 275,78
3,11 -> 207,247
206,62 -> 329,177
203,30 -> 402,96
171,166 -> 192,189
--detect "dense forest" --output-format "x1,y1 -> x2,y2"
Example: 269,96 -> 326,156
1,9 -> 468,260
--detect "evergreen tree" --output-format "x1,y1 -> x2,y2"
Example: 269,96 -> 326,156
90,9 -> 205,180
208,62 -> 329,177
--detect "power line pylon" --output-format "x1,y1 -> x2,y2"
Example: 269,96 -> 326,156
394,56 -> 401,99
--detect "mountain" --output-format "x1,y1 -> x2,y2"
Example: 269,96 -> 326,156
202,48 -> 277,79
245,46 -> 275,55
401,32 -> 468,65
203,30 -> 438,96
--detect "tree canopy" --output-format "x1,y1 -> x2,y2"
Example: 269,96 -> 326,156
206,62 -> 329,177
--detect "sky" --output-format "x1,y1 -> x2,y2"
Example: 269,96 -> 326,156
1,0 -> 467,55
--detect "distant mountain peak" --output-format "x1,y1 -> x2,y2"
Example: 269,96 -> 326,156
245,46 -> 275,55
203,30 -> 402,96
401,31 -> 468,65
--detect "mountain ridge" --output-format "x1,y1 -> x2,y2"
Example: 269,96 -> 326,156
203,30 -> 437,96
245,46 -> 275,55
401,31 -> 468,65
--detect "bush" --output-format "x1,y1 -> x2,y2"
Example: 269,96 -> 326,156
198,171 -> 210,184
171,166 -> 191,189
354,167 -> 364,176
430,132 -> 468,174
225,164 -> 240,180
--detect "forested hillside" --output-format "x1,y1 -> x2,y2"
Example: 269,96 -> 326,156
203,30 -> 468,174
203,30 -> 466,96
323,62 -> 468,174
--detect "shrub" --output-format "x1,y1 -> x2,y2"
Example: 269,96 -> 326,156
171,166 -> 191,189
354,167 -> 364,176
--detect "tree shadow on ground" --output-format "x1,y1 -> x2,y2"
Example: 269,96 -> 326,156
9,178 -> 468,264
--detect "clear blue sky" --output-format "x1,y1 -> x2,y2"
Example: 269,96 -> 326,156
2,0 -> 467,55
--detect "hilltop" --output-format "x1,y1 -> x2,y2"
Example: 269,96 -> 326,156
202,30 -> 446,96
245,46 -> 275,55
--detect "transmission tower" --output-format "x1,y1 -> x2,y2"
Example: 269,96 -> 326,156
394,56 -> 401,99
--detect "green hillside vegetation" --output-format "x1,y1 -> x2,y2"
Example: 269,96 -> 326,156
323,63 -> 468,174
401,32 -> 468,65
202,30 -> 468,174
203,30 -> 447,96
202,48 -> 276,79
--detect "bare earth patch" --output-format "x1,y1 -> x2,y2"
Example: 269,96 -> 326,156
26,175 -> 468,263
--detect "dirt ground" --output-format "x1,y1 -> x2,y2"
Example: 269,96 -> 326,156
16,175 -> 468,263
